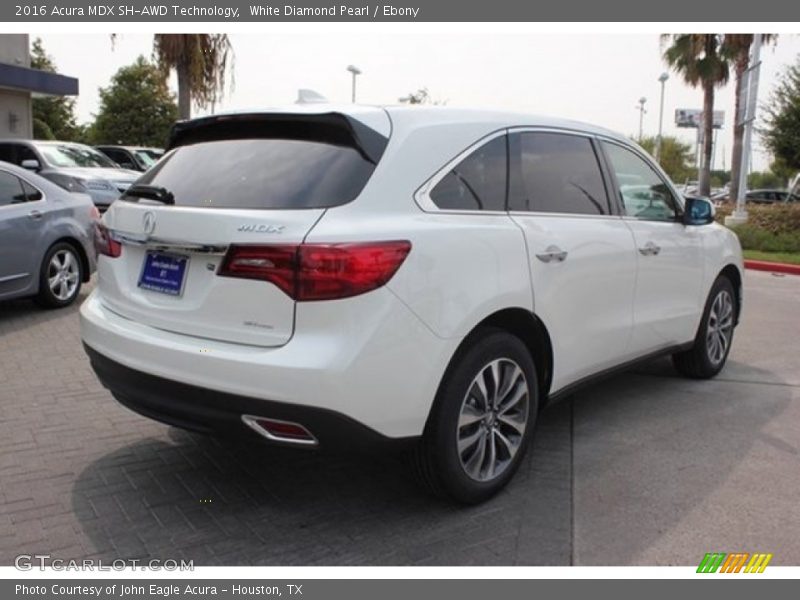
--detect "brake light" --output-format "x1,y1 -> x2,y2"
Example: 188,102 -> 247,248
94,223 -> 122,258
218,241 -> 411,301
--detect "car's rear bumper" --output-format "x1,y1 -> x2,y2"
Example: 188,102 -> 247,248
79,288 -> 456,440
84,344 -> 415,451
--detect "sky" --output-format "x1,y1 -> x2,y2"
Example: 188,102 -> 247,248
34,32 -> 800,174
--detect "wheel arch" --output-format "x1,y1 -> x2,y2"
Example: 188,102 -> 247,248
477,308 -> 554,406
433,308 -> 554,414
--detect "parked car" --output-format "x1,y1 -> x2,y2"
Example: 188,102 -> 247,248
0,140 -> 140,212
745,189 -> 800,204
80,107 -> 744,503
95,145 -> 164,172
0,160 -> 96,307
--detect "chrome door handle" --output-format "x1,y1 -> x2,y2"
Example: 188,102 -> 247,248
28,210 -> 43,220
536,245 -> 568,263
638,241 -> 661,256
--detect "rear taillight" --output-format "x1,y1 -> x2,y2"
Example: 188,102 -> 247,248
94,223 -> 122,258
218,241 -> 411,301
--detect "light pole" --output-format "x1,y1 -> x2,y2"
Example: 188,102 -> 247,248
655,72 -> 669,162
346,65 -> 361,103
636,97 -> 647,141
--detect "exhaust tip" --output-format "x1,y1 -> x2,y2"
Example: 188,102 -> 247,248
241,415 -> 318,446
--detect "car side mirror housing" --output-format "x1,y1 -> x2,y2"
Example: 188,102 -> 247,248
21,159 -> 40,171
683,196 -> 715,226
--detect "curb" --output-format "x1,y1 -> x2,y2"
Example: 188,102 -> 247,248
743,259 -> 800,276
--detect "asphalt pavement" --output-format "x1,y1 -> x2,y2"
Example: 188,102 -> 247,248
0,270 -> 797,565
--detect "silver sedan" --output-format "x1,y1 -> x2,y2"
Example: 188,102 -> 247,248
0,160 -> 96,308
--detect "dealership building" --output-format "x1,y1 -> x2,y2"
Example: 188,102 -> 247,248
0,34 -> 78,139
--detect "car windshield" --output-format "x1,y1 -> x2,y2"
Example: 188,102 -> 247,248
36,143 -> 118,168
134,150 -> 160,167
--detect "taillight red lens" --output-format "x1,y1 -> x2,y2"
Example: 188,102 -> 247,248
94,223 -> 121,258
218,241 -> 411,301
218,245 -> 297,296
297,241 -> 411,301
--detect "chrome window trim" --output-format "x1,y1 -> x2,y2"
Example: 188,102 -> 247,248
415,125 -> 631,218
508,211 -> 625,221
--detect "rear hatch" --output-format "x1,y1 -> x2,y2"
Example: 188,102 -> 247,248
97,109 -> 390,347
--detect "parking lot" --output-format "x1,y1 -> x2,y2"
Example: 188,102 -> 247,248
0,270 -> 798,566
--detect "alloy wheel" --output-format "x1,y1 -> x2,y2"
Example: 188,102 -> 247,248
48,249 -> 80,302
456,358 -> 530,482
706,289 -> 734,365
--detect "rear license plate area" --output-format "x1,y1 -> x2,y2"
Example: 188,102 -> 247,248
138,251 -> 189,296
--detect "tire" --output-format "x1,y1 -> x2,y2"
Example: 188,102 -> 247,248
414,327 -> 539,504
672,276 -> 736,379
35,242 -> 84,308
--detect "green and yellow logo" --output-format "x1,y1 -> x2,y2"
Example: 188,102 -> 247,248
697,552 -> 773,573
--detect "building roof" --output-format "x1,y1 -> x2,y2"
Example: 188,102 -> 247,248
0,62 -> 78,96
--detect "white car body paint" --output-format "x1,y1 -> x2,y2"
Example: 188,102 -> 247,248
80,105 -> 743,439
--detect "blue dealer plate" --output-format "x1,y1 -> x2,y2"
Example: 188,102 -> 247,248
138,251 -> 189,296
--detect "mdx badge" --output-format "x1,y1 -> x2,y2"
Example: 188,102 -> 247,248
237,224 -> 285,233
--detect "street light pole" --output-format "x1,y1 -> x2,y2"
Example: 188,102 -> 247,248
636,97 -> 647,141
655,72 -> 669,162
346,65 -> 362,103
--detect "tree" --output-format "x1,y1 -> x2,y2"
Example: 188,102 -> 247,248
662,34 -> 729,197
638,134 -> 695,184
721,34 -> 777,203
747,171 -> 784,189
401,87 -> 447,105
762,57 -> 800,178
30,38 -> 80,140
90,56 -> 178,147
32,118 -> 55,140
152,34 -> 232,119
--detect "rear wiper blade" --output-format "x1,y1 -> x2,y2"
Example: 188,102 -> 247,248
122,184 -> 175,205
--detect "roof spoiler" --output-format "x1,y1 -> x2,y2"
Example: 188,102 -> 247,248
166,112 -> 388,165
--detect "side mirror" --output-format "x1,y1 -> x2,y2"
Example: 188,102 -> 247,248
21,159 -> 41,171
683,196 -> 715,226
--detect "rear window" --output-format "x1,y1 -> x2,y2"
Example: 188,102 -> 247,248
131,138 -> 376,209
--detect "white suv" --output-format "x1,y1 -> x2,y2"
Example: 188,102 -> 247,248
80,106 -> 743,503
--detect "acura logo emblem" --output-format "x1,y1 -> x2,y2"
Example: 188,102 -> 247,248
142,211 -> 156,235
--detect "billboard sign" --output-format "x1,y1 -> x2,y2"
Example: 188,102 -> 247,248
675,109 -> 725,129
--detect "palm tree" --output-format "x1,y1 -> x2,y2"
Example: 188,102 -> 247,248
722,34 -> 776,203
662,34 -> 729,197
152,34 -> 233,120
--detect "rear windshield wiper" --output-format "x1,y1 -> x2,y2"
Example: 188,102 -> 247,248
122,184 -> 175,205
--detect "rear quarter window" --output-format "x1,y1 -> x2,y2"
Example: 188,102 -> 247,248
133,138 -> 376,209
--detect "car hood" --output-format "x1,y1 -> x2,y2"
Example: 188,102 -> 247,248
53,167 -> 140,182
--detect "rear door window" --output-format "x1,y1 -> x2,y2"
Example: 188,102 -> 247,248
509,132 -> 610,215
131,138 -> 377,210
